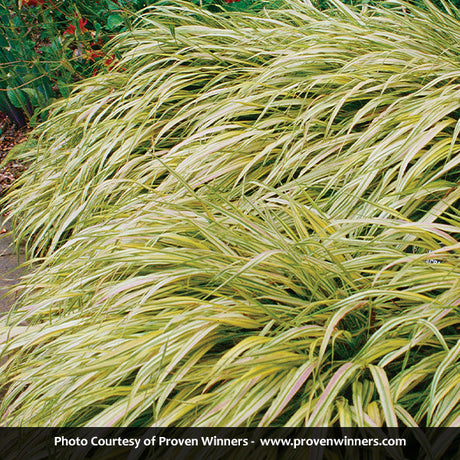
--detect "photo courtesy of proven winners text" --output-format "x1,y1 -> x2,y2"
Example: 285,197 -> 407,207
1,0 -> 460,459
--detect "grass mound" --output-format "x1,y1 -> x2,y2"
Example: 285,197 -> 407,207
1,0 -> 459,427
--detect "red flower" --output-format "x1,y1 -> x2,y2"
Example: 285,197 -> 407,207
63,24 -> 76,35
86,50 -> 104,62
63,18 -> 89,36
78,18 -> 88,34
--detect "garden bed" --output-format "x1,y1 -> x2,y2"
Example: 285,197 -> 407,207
0,114 -> 29,196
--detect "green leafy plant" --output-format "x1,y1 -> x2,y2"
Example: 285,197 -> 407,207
0,0 -> 145,125
0,0 -> 459,428
0,1 -> 54,125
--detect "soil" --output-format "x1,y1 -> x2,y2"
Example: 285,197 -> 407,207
0,114 -> 30,197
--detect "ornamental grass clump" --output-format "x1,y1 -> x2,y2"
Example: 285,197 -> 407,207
0,0 -> 459,428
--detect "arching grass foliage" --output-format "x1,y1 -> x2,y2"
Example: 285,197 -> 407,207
0,0 -> 459,428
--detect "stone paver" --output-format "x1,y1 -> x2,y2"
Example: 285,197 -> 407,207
0,217 -> 24,316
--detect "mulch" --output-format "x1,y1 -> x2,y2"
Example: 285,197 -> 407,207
0,114 -> 30,197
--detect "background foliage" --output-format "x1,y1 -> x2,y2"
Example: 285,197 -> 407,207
0,0 -> 133,125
